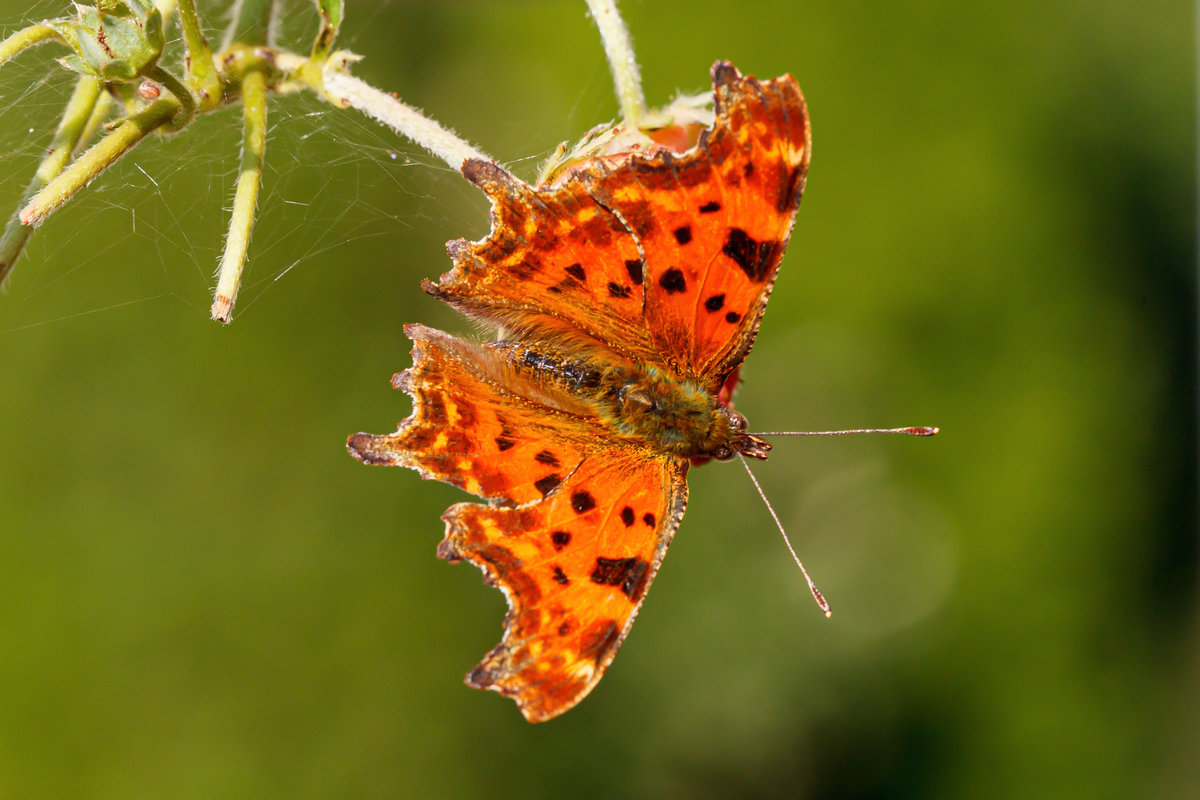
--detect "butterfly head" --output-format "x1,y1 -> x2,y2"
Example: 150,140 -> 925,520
709,408 -> 771,462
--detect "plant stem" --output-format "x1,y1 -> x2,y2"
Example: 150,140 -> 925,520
211,64 -> 268,323
310,0 -> 344,63
147,65 -> 196,130
584,0 -> 647,125
34,77 -> 102,183
20,97 -> 179,227
73,90 -> 115,158
176,0 -> 223,109
0,76 -> 102,285
0,22 -> 62,69
322,68 -> 492,171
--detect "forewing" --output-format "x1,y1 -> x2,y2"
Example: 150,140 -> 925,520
428,161 -> 657,361
586,61 -> 810,389
440,449 -> 688,722
347,324 -> 593,507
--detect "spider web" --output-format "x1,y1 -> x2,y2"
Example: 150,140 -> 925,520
0,0 -> 563,335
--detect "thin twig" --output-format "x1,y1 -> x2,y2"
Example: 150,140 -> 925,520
323,67 -> 492,171
20,97 -> 179,227
211,64 -> 268,323
0,76 -> 102,285
0,23 -> 62,69
583,0 -> 647,125
147,65 -> 196,130
73,91 -> 115,158
176,0 -> 223,109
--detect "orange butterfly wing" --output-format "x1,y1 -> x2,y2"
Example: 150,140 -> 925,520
442,448 -> 686,722
430,61 -> 810,386
585,62 -> 810,388
349,324 -> 598,506
430,161 -> 657,361
349,325 -> 688,722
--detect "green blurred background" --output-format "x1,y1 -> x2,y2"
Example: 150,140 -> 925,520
0,1 -> 1194,797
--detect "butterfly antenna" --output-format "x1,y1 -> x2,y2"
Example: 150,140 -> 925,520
750,426 -> 940,438
737,453 -> 832,618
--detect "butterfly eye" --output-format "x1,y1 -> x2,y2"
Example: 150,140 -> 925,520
712,445 -> 733,461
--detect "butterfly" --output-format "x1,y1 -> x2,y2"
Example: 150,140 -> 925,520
348,61 -> 810,722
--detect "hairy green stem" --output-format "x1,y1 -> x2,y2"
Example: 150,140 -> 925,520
176,0 -> 223,109
147,65 -> 196,130
20,97 -> 178,227
584,0 -> 647,125
33,77 -> 103,184
0,22 -> 62,69
73,90 -> 115,158
0,76 -> 103,284
211,64 -> 268,323
323,67 -> 492,171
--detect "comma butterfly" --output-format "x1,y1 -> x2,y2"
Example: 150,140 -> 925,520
349,62 -> 810,722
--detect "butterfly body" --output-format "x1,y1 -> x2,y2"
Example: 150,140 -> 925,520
493,340 -> 769,461
350,61 -> 809,721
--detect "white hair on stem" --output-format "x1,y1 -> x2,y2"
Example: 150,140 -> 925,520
584,0 -> 648,125
322,64 -> 494,173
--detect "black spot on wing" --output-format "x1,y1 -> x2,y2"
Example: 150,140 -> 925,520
699,201 -> 721,214
564,263 -> 586,282
534,474 -> 562,496
550,530 -> 572,551
725,311 -> 741,324
590,557 -> 650,600
704,294 -> 725,312
494,436 -> 515,451
590,557 -> 635,586
659,268 -> 687,295
607,281 -> 632,299
722,228 -> 779,282
534,450 -> 560,467
552,566 -> 570,585
673,226 -> 693,245
625,259 -> 644,285
620,506 -> 635,527
642,512 -> 656,527
571,490 -> 596,513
